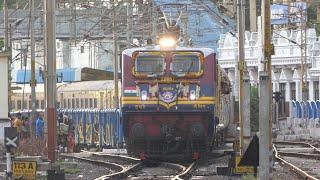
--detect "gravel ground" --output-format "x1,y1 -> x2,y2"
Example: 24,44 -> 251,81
127,163 -> 180,179
272,161 -> 301,180
192,155 -> 241,180
59,158 -> 113,180
283,156 -> 320,179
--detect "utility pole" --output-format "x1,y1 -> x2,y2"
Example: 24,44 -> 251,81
237,0 -> 246,155
300,3 -> 307,101
3,1 -> 12,179
126,0 -> 133,48
113,3 -> 119,109
30,0 -> 37,133
44,0 -> 57,162
249,0 -> 257,31
260,0 -> 272,179
4,0 -> 12,112
4,0 -> 9,51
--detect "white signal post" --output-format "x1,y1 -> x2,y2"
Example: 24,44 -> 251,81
260,0 -> 273,179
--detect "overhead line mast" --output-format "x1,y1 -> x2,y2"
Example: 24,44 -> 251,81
30,0 -> 37,134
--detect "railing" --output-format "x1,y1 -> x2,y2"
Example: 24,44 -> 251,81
58,109 -> 124,149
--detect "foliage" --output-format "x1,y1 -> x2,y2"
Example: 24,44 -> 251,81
0,0 -> 18,9
250,85 -> 259,132
242,175 -> 257,180
0,39 -> 4,51
307,1 -> 320,34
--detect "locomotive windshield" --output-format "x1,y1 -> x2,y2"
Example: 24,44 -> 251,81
135,55 -> 164,76
171,54 -> 200,75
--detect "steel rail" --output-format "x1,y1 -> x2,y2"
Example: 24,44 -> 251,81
94,162 -> 143,180
171,161 -> 197,180
59,154 -> 124,172
274,141 -> 320,154
75,150 -> 144,180
278,151 -> 320,160
81,150 -> 140,161
273,144 -> 319,180
92,153 -> 140,161
306,143 -> 320,154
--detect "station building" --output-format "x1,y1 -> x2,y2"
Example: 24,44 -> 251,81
218,27 -> 320,107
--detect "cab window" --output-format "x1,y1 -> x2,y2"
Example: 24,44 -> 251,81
171,54 -> 200,76
135,55 -> 164,76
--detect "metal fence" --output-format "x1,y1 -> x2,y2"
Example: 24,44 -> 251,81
58,109 -> 124,148
10,109 -> 124,149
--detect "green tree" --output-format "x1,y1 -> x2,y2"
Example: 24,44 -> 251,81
307,0 -> 320,34
250,85 -> 259,132
0,0 -> 19,9
0,39 -> 4,50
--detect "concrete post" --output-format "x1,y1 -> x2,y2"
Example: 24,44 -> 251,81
296,80 -> 301,101
0,54 -> 11,180
0,53 -> 9,120
259,71 -> 271,180
44,0 -> 57,162
30,0 -> 37,133
250,0 -> 257,32
243,71 -> 251,151
309,80 -> 314,100
113,4 -> 119,109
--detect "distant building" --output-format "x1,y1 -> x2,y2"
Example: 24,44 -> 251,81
11,39 -> 116,83
218,26 -> 320,103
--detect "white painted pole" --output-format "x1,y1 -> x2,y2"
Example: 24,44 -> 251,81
259,72 -> 271,180
243,72 -> 251,150
6,152 -> 12,179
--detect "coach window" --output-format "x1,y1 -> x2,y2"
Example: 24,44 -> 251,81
290,82 -> 296,100
134,53 -> 164,77
81,99 -> 85,108
314,81 -> 319,100
68,99 -> 71,108
12,101 -> 16,110
76,98 -> 80,108
72,99 -> 75,109
94,98 -> 98,108
41,100 -> 44,109
23,100 -> 27,109
85,98 -> 88,108
89,98 -> 93,108
17,100 -> 22,110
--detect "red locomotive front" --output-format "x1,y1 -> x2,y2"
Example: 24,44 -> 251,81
121,45 -> 220,160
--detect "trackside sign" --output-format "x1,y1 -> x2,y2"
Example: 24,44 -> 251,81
12,160 -> 37,180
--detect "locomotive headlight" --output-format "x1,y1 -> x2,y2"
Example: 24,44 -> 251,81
189,90 -> 196,100
159,37 -> 176,49
141,90 -> 148,101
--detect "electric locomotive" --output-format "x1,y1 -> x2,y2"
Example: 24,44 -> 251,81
121,37 -> 231,160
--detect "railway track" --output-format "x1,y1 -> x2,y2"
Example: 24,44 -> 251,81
61,151 -> 198,180
273,141 -> 320,180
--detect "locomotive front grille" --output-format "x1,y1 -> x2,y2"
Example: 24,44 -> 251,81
128,137 -> 209,156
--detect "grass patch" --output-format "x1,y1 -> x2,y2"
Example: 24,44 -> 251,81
64,168 -> 81,174
242,175 -> 257,180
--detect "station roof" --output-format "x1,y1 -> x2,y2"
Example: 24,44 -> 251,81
57,80 -> 115,92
